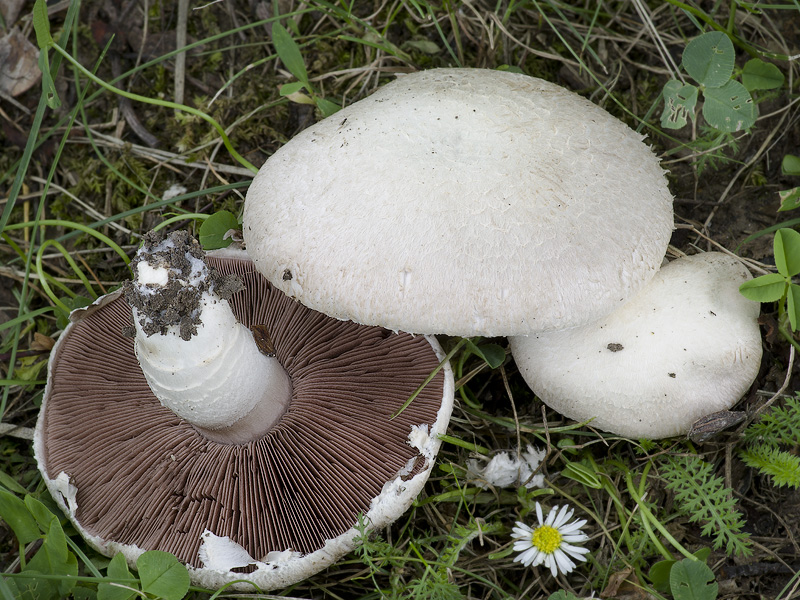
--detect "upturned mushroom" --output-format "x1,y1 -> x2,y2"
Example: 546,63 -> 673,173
35,230 -> 454,591
509,253 -> 763,439
242,68 -> 674,337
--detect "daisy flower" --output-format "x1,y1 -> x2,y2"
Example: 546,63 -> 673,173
512,502 -> 590,577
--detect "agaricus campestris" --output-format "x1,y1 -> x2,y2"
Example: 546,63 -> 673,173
243,68 -> 674,337
35,230 -> 454,591
509,252 -> 763,439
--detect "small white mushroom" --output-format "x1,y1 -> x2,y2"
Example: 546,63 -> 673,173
509,253 -> 763,439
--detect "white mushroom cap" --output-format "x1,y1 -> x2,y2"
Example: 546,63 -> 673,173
508,252 -> 763,439
243,68 -> 674,336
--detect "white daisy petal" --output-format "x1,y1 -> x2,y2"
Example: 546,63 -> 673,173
562,543 -> 591,558
513,540 -> 533,552
545,553 -> 559,578
553,504 -> 572,528
511,502 -> 591,578
544,505 -> 558,526
561,532 -> 590,543
554,549 -> 577,574
512,523 -> 533,538
559,519 -> 587,534
517,546 -> 541,567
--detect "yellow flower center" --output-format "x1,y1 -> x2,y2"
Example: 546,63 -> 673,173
531,525 -> 562,554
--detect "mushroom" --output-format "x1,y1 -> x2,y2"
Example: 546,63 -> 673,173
34,230 -> 454,591
242,68 -> 674,337
508,252 -> 763,439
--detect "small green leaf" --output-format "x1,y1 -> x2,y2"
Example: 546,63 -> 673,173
0,489 -> 40,545
774,228 -> 800,277
778,187 -> 800,212
24,495 -> 69,563
271,22 -> 308,84
649,558 -> 676,592
561,461 -> 602,489
496,65 -> 525,74
782,155 -> 800,176
661,80 -> 699,129
278,81 -> 307,97
702,80 -> 755,132
98,553 -> 137,600
4,571 -> 57,600
478,343 -> 506,369
55,295 -> 93,329
651,549 -> 712,593
37,50 -> 61,110
683,32 -> 735,88
32,0 -> 60,109
464,340 -> 505,369
281,86 -> 316,106
72,587 -> 99,600
198,210 -> 239,250
137,551 -> 190,600
314,96 -> 341,118
33,0 -> 53,48
693,547 -> 712,563
741,58 -> 784,91
403,39 -> 441,54
739,273 -> 786,303
25,532 -> 78,598
547,592 -> 581,600
787,284 -> 800,332
0,471 -> 30,495
669,558 -> 718,600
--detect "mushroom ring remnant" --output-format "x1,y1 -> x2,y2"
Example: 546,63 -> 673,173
243,67 -> 674,337
35,247 -> 454,591
509,252 -> 762,439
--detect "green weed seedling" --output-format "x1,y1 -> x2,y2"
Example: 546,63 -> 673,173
198,210 -> 241,250
649,553 -> 718,600
547,592 -> 581,600
739,228 -> 800,334
661,31 -> 783,133
0,485 -> 190,599
778,154 -> 800,212
272,21 -> 341,117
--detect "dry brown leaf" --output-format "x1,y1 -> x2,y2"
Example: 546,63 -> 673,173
31,332 -> 56,352
600,567 -> 654,600
0,0 -> 27,26
0,28 -> 41,97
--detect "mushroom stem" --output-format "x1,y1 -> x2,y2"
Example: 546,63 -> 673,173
125,231 -> 291,444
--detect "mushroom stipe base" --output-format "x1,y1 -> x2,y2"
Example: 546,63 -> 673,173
35,251 -> 455,591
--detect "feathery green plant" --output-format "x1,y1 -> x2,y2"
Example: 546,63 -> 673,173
659,455 -> 751,557
740,395 -> 800,489
353,514 -> 504,599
